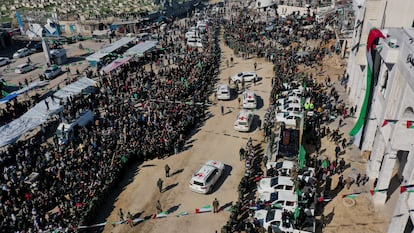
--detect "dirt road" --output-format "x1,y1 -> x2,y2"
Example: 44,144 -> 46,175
100,31 -> 274,233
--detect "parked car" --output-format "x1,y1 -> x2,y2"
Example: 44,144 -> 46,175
15,63 -> 36,74
258,190 -> 298,212
277,103 -> 302,113
242,90 -> 257,109
275,112 -> 302,127
266,161 -> 295,176
216,84 -> 231,100
44,66 -> 62,80
27,42 -> 43,53
257,176 -> 294,194
0,57 -> 10,67
13,48 -> 31,59
234,109 -> 254,132
255,208 -> 314,232
231,71 -> 257,83
189,160 -> 225,194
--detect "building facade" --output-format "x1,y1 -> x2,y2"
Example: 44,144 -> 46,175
345,0 -> 414,232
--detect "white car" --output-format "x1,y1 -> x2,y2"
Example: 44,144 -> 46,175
242,90 -> 257,109
281,88 -> 303,97
266,161 -> 295,176
0,57 -> 10,67
234,109 -> 254,132
277,103 -> 302,113
255,209 -> 294,231
216,84 -> 231,100
13,48 -> 31,59
255,209 -> 314,232
275,96 -> 301,108
275,112 -> 302,127
189,160 -> 225,194
258,190 -> 298,212
44,66 -> 62,80
15,63 -> 36,74
231,71 -> 257,83
258,176 -> 294,194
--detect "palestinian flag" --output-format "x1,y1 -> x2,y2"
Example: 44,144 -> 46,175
271,203 -> 282,209
400,185 -> 414,193
195,205 -> 211,214
381,119 -> 398,127
349,28 -> 385,146
176,211 -> 188,217
369,188 -> 388,196
152,211 -> 168,219
342,192 -> 363,199
406,121 -> 414,129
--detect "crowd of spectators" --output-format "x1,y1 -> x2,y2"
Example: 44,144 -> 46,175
218,1 -> 354,232
0,14 -> 221,232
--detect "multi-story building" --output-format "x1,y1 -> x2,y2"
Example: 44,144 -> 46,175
345,0 -> 414,232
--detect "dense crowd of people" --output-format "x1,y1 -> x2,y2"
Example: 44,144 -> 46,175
0,12 -> 222,232
217,1 -> 355,232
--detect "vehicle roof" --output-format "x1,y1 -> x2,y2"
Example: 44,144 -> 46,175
238,71 -> 256,75
205,160 -> 224,170
237,110 -> 252,119
243,90 -> 256,96
266,161 -> 295,170
260,176 -> 294,187
17,48 -> 28,52
217,84 -> 230,90
192,164 -> 217,181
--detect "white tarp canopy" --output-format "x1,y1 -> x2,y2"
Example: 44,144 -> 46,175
0,77 -> 96,148
0,80 -> 49,105
125,40 -> 158,57
86,37 -> 135,62
100,37 -> 135,54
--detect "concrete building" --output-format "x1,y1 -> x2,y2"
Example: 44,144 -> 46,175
345,0 -> 414,232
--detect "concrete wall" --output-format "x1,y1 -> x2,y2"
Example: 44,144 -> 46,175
383,0 -> 414,29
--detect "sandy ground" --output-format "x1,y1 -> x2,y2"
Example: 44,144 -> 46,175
94,8 -> 391,233
0,4 -> 384,233
100,30 -> 274,233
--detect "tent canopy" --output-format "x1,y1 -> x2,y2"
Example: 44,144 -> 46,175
102,56 -> 132,74
100,37 -> 135,54
0,77 -> 96,148
125,40 -> 158,57
86,37 -> 135,62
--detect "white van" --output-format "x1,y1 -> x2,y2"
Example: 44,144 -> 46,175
234,109 -> 254,132
242,90 -> 257,109
217,84 -> 231,100
56,109 -> 94,145
189,160 -> 225,194
187,38 -> 203,47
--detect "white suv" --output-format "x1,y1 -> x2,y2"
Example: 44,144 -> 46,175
231,71 -> 257,83
189,160 -> 225,194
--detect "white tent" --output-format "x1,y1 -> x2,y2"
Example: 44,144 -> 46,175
0,77 -> 96,148
125,40 -> 158,57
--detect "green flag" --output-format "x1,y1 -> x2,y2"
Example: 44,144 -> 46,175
121,155 -> 128,164
322,159 -> 328,168
271,203 -> 282,208
294,207 -> 300,220
299,145 -> 306,169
